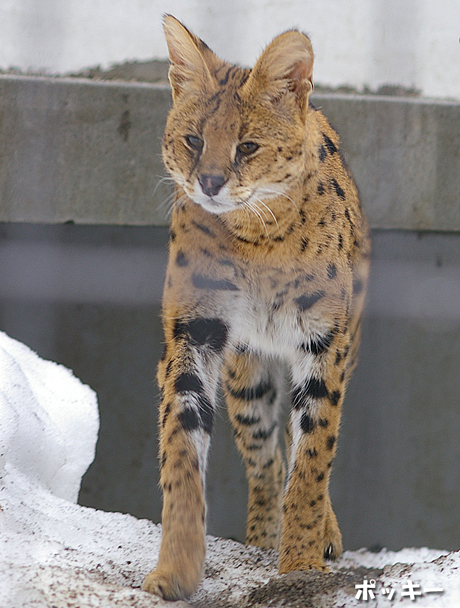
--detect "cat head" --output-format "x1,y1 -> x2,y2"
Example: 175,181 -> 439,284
162,15 -> 314,216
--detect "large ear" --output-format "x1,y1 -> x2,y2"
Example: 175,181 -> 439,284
242,30 -> 314,118
163,15 -> 218,100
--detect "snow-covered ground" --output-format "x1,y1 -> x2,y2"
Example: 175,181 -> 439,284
0,330 -> 459,607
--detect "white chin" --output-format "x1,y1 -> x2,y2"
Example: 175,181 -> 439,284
193,196 -> 236,215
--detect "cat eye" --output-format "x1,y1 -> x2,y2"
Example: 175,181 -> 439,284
236,142 -> 260,156
185,135 -> 204,151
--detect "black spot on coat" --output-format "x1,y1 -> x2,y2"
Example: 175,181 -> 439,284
323,134 -> 338,155
174,317 -> 228,352
176,251 -> 188,266
300,413 -> 316,433
192,273 -> 239,291
295,291 -> 325,311
175,373 -> 203,394
330,178 -> 346,200
178,407 -> 200,431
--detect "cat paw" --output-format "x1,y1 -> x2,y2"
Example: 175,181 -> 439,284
323,505 -> 343,561
142,568 -> 198,601
278,550 -> 330,574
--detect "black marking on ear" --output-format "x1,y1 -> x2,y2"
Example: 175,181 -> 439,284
295,291 -> 325,311
192,273 -> 239,291
218,65 -> 233,86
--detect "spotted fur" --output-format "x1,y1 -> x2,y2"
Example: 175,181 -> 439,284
142,15 -> 370,600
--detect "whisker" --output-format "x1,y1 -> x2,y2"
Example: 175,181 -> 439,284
243,200 -> 269,236
155,190 -> 176,214
251,197 -> 280,230
153,175 -> 175,197
250,200 -> 273,235
156,189 -> 189,220
257,187 -> 299,214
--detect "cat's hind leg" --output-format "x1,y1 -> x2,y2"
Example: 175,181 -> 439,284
223,348 -> 286,550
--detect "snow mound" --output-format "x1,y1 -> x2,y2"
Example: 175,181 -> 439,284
0,330 -> 459,607
0,331 -> 98,502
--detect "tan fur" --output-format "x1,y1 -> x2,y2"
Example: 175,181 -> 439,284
142,15 -> 370,600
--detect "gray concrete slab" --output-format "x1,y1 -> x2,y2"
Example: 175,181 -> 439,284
0,75 -> 171,225
317,95 -> 460,231
0,75 -> 459,230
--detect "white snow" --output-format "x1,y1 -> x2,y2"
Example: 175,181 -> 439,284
0,329 -> 459,607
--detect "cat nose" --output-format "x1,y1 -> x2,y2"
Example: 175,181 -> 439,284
199,174 -> 226,197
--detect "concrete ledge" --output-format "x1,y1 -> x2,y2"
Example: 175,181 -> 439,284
317,94 -> 460,231
0,75 -> 459,230
0,75 -> 171,225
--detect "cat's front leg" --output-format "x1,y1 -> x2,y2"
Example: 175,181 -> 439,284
142,315 -> 226,600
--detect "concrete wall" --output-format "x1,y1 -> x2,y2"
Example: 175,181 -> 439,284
1,0 -> 460,99
1,76 -> 459,230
